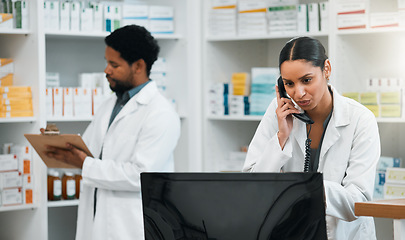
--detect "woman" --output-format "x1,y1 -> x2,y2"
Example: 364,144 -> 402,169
243,37 -> 380,239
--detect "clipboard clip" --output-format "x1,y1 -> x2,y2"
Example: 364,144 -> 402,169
42,123 -> 60,136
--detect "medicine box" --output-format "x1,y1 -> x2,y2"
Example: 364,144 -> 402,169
122,4 -> 149,29
308,3 -> 320,33
80,7 -> 94,32
370,12 -> 399,28
0,73 -> 13,86
384,183 -> 405,199
374,170 -> 385,200
297,4 -> 308,33
1,171 -> 23,189
60,1 -> 70,31
63,87 -> 74,117
74,87 -> 92,118
92,88 -> 104,116
0,58 -> 14,73
319,2 -> 328,32
337,13 -> 367,30
377,156 -> 401,171
12,145 -> 33,175
0,154 -> 18,172
360,92 -> 378,105
70,2 -> 81,32
343,92 -> 360,102
149,6 -> 174,34
336,1 -> 366,15
380,105 -> 401,118
46,88 -> 53,117
380,91 -> 401,104
386,167 -> 405,184
92,2 -> 104,32
53,87 -> 63,118
0,13 -> 13,29
2,187 -> 22,206
48,0 -> 59,31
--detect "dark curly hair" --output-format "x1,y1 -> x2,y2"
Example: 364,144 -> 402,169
105,25 -> 160,76
279,37 -> 328,71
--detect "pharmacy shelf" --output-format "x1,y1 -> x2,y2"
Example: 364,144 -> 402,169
45,30 -> 183,40
47,199 -> 79,208
0,29 -> 31,35
0,204 -> 37,212
207,115 -> 405,123
376,118 -> 405,123
337,27 -> 405,35
47,117 -> 93,122
207,115 -> 263,121
206,32 -> 328,41
0,117 -> 36,123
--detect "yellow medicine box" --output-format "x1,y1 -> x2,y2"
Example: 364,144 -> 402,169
360,92 -> 378,105
0,73 -> 13,86
0,110 -> 33,118
343,92 -> 360,102
380,91 -> 401,104
380,104 -> 401,118
0,86 -> 31,93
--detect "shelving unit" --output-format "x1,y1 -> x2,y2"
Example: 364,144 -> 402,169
47,200 -> 79,208
0,0 -> 47,239
1,0 -> 403,239
0,117 -> 37,123
0,0 -> 202,239
202,0 -> 403,238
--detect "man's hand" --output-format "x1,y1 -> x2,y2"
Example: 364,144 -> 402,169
45,143 -> 88,169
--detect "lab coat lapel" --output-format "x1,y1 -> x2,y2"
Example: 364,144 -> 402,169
319,87 -> 349,166
292,118 -> 307,155
100,94 -> 117,135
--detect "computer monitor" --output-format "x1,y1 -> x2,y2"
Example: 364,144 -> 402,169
141,172 -> 327,240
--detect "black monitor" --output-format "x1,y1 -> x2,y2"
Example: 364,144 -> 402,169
141,172 -> 327,240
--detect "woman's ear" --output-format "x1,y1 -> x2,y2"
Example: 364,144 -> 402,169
324,59 -> 331,80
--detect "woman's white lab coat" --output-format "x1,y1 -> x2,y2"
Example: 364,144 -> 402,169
243,86 -> 380,240
75,81 -> 180,240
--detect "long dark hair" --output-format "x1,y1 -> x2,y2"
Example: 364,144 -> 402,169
279,37 -> 328,71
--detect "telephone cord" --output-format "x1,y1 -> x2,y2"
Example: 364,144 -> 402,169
304,124 -> 312,172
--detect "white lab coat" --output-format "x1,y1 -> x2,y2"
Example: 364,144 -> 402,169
243,86 -> 380,240
75,81 -> 180,240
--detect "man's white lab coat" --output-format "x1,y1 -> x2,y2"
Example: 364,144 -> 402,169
75,81 -> 180,240
243,86 -> 380,240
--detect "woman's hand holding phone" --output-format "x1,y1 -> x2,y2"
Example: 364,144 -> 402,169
275,85 -> 300,149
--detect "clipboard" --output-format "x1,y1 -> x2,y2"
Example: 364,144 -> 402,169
24,133 -> 93,168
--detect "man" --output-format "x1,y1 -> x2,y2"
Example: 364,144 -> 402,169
45,25 -> 181,239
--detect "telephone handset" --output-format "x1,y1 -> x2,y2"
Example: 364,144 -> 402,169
277,76 -> 314,125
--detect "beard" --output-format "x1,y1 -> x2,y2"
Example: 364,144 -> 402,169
107,75 -> 133,95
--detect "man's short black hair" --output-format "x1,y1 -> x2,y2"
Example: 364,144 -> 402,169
105,25 -> 160,76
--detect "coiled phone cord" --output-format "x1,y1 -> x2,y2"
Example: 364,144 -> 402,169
304,124 -> 312,172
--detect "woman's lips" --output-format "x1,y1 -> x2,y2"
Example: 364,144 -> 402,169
297,100 -> 310,107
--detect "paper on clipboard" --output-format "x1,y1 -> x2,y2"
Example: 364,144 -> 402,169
24,134 -> 93,168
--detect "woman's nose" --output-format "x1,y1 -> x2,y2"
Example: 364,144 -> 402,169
296,86 -> 306,98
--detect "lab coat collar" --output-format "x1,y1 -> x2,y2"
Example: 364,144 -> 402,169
291,85 -> 348,165
109,81 -> 158,127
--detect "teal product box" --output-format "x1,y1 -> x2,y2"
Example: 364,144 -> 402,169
373,171 -> 385,200
377,156 -> 401,171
